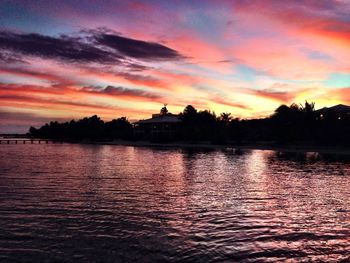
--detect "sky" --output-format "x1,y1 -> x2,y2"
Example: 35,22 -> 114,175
0,0 -> 349,133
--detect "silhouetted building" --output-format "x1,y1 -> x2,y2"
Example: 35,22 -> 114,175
133,113 -> 181,141
316,104 -> 350,120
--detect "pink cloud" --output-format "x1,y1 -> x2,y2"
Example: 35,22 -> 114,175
227,0 -> 350,77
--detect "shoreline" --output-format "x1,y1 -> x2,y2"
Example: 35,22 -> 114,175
3,136 -> 350,155
86,140 -> 350,155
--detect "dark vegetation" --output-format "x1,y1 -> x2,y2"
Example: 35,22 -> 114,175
29,116 -> 133,141
29,102 -> 350,145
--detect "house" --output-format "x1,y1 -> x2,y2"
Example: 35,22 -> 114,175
133,107 -> 181,141
316,104 -> 350,120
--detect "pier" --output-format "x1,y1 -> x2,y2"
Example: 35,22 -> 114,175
0,139 -> 61,144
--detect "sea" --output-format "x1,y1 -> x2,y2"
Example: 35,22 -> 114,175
0,143 -> 349,262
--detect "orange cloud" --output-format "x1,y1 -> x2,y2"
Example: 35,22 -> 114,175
209,95 -> 251,110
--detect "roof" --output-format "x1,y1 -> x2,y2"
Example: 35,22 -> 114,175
316,104 -> 350,114
134,115 -> 181,124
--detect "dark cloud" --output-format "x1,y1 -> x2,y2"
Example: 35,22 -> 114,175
95,33 -> 183,60
82,85 -> 162,100
0,31 -> 119,63
0,30 -> 183,64
125,62 -> 150,71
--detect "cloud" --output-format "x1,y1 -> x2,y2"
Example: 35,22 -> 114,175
210,95 -> 251,110
116,72 -> 171,90
0,31 -> 119,63
0,92 -> 155,122
0,93 -> 155,120
250,89 -> 294,103
0,83 -> 64,95
229,0 -> 350,74
0,94 -> 104,110
230,37 -> 332,80
315,87 -> 350,105
0,30 -> 183,65
82,85 -> 163,100
94,32 -> 183,60
0,50 -> 26,64
0,82 -> 164,103
0,67 -> 72,84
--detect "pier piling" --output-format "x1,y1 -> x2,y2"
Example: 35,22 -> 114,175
0,139 -> 55,144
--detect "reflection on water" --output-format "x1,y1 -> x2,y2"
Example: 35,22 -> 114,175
0,144 -> 349,262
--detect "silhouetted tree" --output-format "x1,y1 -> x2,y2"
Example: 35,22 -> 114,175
29,115 -> 133,141
105,117 -> 133,140
219,112 -> 232,125
179,105 -> 219,142
28,101 -> 350,146
160,104 -> 169,116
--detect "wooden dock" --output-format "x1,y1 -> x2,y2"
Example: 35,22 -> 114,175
0,139 -> 62,144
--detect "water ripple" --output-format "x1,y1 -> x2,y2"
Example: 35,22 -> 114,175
0,144 -> 350,262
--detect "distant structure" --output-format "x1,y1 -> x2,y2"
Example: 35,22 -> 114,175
316,104 -> 350,120
133,105 -> 181,141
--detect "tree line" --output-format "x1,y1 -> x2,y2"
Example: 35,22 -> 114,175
29,102 -> 350,145
29,116 -> 133,140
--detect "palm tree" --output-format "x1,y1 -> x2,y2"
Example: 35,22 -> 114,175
160,104 -> 168,116
301,101 -> 315,114
220,112 -> 232,125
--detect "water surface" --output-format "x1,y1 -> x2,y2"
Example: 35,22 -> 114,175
0,144 -> 350,262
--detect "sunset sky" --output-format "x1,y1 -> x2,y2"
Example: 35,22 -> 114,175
0,0 -> 349,133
